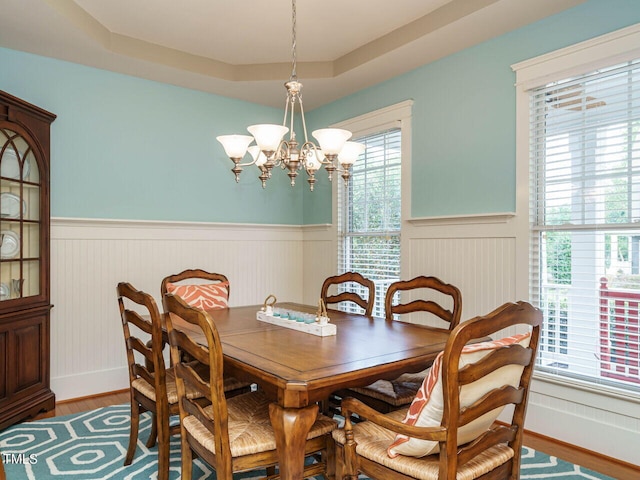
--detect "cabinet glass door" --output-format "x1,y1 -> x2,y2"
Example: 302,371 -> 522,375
0,128 -> 40,300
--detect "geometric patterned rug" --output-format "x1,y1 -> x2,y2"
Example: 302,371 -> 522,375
0,404 -> 614,479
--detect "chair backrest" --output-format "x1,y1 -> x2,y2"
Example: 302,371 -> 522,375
439,301 -> 541,478
117,282 -> 168,400
161,269 -> 230,310
321,271 -> 375,316
384,276 -> 462,329
163,293 -> 233,473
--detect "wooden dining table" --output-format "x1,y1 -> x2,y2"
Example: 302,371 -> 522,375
170,302 -> 453,480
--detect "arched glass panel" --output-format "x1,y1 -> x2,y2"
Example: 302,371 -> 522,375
0,127 -> 41,299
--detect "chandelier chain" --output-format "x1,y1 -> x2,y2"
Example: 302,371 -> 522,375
290,0 -> 297,81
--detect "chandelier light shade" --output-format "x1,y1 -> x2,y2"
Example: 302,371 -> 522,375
247,124 -> 289,153
216,0 -> 365,191
339,141 -> 367,165
311,128 -> 352,155
217,135 -> 254,159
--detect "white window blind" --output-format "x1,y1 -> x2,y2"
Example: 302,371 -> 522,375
530,58 -> 640,392
337,128 -> 401,318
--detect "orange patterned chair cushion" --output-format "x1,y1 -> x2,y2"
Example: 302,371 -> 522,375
387,332 -> 531,458
166,281 -> 229,310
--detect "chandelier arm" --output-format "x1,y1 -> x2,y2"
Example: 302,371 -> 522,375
299,142 -> 314,173
300,141 -> 353,172
235,157 -> 259,168
300,141 -> 320,159
274,139 -> 291,164
301,141 -> 331,166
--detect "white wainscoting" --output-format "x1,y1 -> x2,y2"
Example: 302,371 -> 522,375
406,219 -> 638,464
302,215 -> 640,465
301,224 -> 335,307
50,218 -> 305,401
406,236 -> 516,322
50,216 -> 639,464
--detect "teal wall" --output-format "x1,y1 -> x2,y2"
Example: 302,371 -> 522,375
2,0 -> 639,226
303,0 -> 640,224
0,48 -> 303,224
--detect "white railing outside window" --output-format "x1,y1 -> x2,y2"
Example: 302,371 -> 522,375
530,58 -> 640,392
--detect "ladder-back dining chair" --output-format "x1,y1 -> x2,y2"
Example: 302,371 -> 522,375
161,268 -> 231,310
334,301 -> 542,480
321,271 -> 376,316
161,268 -> 252,395
339,276 -> 462,413
163,293 -> 338,480
117,282 -> 203,480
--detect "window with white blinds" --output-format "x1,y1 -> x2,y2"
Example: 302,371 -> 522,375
337,128 -> 401,318
530,58 -> 640,392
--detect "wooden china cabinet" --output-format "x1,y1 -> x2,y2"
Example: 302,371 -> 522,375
0,91 -> 55,429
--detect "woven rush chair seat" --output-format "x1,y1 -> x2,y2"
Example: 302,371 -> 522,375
183,390 -> 337,458
332,408 -> 514,480
131,362 -> 247,404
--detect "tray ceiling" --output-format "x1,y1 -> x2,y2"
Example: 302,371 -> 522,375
0,0 -> 585,108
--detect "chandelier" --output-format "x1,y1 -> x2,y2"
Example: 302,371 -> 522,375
216,0 -> 365,191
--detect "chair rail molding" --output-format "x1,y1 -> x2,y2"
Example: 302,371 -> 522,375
408,212 -> 516,226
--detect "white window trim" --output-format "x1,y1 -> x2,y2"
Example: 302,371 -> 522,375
331,100 -> 413,279
512,23 -> 640,90
512,22 -> 640,403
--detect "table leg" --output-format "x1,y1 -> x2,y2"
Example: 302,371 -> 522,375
268,403 -> 319,480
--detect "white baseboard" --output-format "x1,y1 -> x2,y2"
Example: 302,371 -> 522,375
526,401 -> 640,465
52,367 -> 129,402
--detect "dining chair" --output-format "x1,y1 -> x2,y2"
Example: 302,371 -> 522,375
117,282 -> 203,480
339,276 -> 462,413
163,293 -> 338,480
321,271 -> 376,316
333,301 -> 542,480
161,268 -> 252,396
160,268 -> 231,310
117,282 -> 249,480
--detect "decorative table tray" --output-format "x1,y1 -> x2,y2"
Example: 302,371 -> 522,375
256,310 -> 337,336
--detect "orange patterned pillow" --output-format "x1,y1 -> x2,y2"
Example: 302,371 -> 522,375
387,332 -> 531,458
166,281 -> 229,310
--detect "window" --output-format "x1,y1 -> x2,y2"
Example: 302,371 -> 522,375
337,128 -> 402,318
530,58 -> 640,391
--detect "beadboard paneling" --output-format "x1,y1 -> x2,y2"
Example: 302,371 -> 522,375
408,236 -> 516,322
47,217 -> 640,465
301,224 -> 335,306
50,218 -> 304,400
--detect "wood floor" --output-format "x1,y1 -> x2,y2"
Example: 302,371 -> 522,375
32,390 -> 639,480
